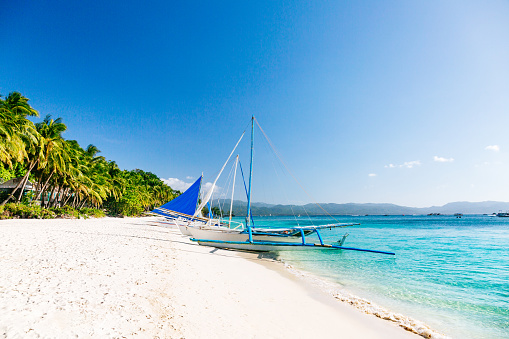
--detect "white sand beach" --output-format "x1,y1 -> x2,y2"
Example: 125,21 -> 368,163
0,217 -> 420,338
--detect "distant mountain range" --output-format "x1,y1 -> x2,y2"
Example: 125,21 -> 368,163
211,200 -> 509,216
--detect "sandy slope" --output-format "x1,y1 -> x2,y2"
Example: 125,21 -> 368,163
0,217 -> 418,338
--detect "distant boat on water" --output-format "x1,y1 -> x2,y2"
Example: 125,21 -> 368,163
496,211 -> 509,217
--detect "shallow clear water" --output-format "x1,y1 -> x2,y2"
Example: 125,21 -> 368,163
236,215 -> 509,338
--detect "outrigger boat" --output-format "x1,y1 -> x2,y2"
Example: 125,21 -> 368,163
183,117 -> 395,255
150,176 -> 210,234
152,179 -> 357,244
151,175 -> 247,235
187,223 -> 353,245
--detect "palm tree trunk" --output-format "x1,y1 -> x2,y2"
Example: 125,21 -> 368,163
74,198 -> 82,209
18,162 -> 37,202
54,186 -> 64,208
46,186 -> 57,208
1,160 -> 37,205
15,176 -> 29,202
79,199 -> 87,209
57,187 -> 68,207
49,186 -> 61,208
52,187 -> 61,207
36,172 -> 44,193
41,187 -> 47,207
34,170 -> 55,201
59,187 -> 67,206
63,189 -> 73,206
16,160 -> 39,202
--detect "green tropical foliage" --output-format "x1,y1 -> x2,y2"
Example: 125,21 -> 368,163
0,91 -> 178,218
0,203 -> 106,219
211,206 -> 223,217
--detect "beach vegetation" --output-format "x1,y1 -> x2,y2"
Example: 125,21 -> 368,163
211,206 -> 223,217
0,91 -> 179,218
50,205 -> 81,219
1,203 -> 55,219
80,207 -> 106,218
0,203 -> 107,219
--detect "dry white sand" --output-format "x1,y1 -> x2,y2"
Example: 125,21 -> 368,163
0,217 -> 419,338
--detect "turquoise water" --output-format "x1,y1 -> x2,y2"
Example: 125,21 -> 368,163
239,215 -> 509,338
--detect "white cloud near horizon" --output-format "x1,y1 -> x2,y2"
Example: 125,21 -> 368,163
434,156 -> 454,163
161,178 -> 192,191
185,176 -> 194,180
161,177 -> 219,194
485,145 -> 500,152
402,161 -> 421,168
202,182 -> 220,195
385,160 -> 421,169
368,173 -> 377,177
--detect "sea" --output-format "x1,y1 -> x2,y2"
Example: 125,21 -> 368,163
236,214 -> 509,339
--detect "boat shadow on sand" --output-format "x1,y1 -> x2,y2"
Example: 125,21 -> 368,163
61,229 -> 278,262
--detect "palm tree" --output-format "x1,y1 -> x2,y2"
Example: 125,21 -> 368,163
19,115 -> 67,202
0,93 -> 40,205
1,91 -> 178,215
2,114 -> 67,204
0,92 -> 39,168
54,140 -> 85,207
43,139 -> 85,208
33,132 -> 70,202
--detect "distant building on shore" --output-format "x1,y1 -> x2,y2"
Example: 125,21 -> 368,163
0,177 -> 35,196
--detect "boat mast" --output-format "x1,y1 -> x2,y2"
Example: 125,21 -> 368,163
192,173 -> 204,222
193,131 -> 245,217
229,156 -> 239,227
246,116 -> 254,241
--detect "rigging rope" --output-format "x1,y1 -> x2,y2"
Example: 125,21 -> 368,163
239,160 -> 255,226
254,117 -> 339,223
217,156 -> 238,219
194,130 -> 245,216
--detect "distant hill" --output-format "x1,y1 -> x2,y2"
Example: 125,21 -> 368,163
420,201 -> 509,215
211,200 -> 509,216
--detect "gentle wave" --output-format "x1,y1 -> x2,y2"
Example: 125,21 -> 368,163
280,259 -> 450,339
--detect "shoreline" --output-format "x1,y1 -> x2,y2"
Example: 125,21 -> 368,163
1,217 -> 426,338
235,248 -> 448,339
273,259 -> 448,339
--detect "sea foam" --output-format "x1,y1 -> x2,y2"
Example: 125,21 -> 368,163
280,260 -> 450,339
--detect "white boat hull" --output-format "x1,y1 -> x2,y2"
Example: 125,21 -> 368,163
178,224 -> 193,236
192,239 -> 395,255
193,239 -> 325,252
188,226 -> 300,243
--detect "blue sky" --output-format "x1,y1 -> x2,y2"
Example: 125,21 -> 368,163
1,1 -> 509,207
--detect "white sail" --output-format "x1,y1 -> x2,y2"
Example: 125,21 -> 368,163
193,131 -> 245,217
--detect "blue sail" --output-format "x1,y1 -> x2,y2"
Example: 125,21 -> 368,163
153,176 -> 202,217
